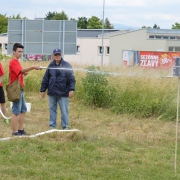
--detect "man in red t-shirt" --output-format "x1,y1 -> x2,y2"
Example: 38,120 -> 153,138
0,62 -> 8,123
9,43 -> 41,136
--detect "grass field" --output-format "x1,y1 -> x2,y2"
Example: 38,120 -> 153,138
0,60 -> 180,179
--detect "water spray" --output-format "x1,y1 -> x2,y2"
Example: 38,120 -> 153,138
39,66 -> 163,78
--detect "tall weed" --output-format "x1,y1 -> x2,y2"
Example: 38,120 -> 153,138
81,65 -> 116,108
0,60 -> 178,121
111,76 -> 177,120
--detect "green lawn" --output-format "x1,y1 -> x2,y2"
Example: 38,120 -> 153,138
0,61 -> 180,179
0,94 -> 180,179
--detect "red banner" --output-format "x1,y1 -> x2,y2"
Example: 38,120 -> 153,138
139,51 -> 180,68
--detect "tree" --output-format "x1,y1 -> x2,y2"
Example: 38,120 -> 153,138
45,12 -> 56,20
142,25 -> 151,29
0,13 -> 28,34
153,24 -> 158,28
0,14 -> 8,34
9,13 -> 27,19
87,16 -> 102,29
77,17 -> 88,29
53,11 -> 68,20
172,22 -> 180,29
45,11 -> 68,20
153,24 -> 160,29
70,18 -> 76,21
104,17 -> 114,29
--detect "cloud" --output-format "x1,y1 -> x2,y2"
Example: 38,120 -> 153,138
1,0 -> 180,29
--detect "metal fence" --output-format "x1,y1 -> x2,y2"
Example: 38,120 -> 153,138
7,19 -> 77,60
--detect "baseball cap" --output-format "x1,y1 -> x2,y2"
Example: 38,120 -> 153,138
53,48 -> 61,55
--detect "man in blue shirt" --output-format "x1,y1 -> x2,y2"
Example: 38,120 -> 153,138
40,49 -> 76,130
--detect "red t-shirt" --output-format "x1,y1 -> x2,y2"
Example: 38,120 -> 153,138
0,63 -> 4,87
9,58 -> 24,87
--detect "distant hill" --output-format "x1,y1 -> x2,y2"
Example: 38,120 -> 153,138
112,23 -> 140,30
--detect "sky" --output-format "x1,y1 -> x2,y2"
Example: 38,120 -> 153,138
1,0 -> 180,29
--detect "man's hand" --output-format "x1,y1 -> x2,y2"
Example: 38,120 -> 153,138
21,66 -> 42,73
41,92 -> 45,98
69,91 -> 74,98
33,66 -> 42,70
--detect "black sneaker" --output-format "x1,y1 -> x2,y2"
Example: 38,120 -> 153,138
49,126 -> 56,130
12,132 -> 22,136
63,126 -> 69,130
18,129 -> 30,136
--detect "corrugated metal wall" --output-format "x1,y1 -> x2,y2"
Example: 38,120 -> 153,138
7,19 -> 77,57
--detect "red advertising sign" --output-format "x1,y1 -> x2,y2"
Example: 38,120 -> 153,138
139,51 -> 180,68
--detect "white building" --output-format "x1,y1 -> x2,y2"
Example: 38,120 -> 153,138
65,29 -> 119,66
109,28 -> 180,66
1,28 -> 180,66
0,33 -> 8,54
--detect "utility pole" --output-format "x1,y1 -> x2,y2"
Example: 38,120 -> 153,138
101,0 -> 105,66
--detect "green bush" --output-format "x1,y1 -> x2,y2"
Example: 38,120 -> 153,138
81,65 -> 116,108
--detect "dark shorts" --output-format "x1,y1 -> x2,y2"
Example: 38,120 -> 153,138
0,86 -> 5,103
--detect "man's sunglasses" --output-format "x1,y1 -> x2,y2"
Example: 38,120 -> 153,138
54,54 -> 61,56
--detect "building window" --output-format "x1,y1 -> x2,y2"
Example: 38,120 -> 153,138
169,47 -> 180,52
170,36 -> 175,39
169,47 -> 174,51
0,43 -> 2,49
77,46 -> 80,53
163,36 -> 169,39
177,36 -> 180,40
149,35 -> 154,39
106,46 -> 110,55
155,36 -> 162,39
98,46 -> 103,54
4,44 -> 7,50
175,47 -> 180,51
